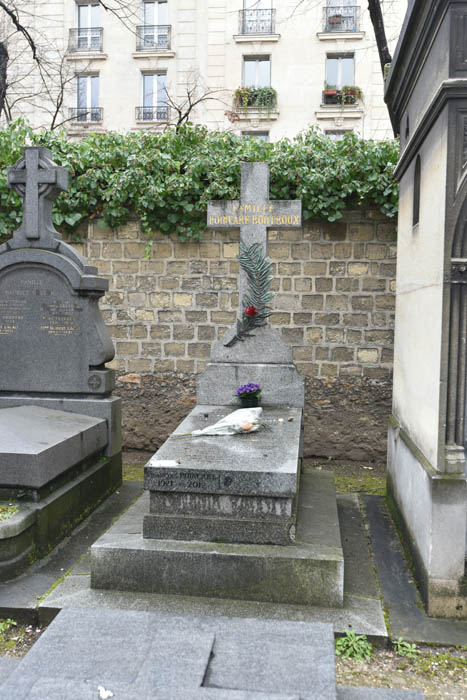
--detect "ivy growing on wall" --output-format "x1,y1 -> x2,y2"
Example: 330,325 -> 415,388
0,120 -> 399,242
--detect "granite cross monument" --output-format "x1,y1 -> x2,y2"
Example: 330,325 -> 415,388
198,161 -> 305,406
0,146 -> 121,581
207,161 -> 301,346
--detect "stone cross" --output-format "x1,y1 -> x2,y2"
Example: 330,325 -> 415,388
207,161 -> 302,308
8,146 -> 68,241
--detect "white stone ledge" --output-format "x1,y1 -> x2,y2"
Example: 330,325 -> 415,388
132,51 -> 176,59
66,52 -> 108,61
316,31 -> 365,41
315,107 -> 364,122
233,34 -> 280,43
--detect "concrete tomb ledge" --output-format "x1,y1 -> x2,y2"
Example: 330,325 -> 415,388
0,395 -> 122,458
143,405 -> 302,545
91,471 -> 344,608
197,364 -> 305,407
0,406 -> 107,489
0,453 -> 122,583
145,405 -> 302,498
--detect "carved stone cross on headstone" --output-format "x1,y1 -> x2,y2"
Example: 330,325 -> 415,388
207,162 -> 302,338
7,146 -> 68,245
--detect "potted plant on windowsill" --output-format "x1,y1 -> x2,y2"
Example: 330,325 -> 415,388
338,85 -> 364,105
323,84 -> 338,104
233,86 -> 277,111
328,14 -> 343,24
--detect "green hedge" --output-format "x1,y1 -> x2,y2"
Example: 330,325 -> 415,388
0,120 -> 399,242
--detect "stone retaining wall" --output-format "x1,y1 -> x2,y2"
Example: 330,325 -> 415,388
70,208 -> 396,460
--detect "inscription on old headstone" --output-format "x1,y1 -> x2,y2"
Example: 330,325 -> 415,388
207,162 -> 302,310
0,146 -> 115,394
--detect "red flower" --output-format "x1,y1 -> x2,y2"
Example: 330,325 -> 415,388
244,305 -> 258,318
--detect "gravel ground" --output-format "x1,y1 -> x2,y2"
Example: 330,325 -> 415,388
336,645 -> 466,699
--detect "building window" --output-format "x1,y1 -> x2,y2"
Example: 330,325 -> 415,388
137,1 -> 170,50
76,2 -> 101,51
136,73 -> 169,121
413,154 -> 421,227
242,131 -> 269,141
243,56 -> 271,88
325,130 -> 349,141
325,54 -> 354,89
324,1 -> 359,33
240,0 -> 274,34
71,74 -> 101,122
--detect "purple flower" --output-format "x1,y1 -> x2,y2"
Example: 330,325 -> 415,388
235,382 -> 261,396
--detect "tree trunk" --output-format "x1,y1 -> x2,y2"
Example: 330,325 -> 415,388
368,0 -> 392,77
0,42 -> 8,119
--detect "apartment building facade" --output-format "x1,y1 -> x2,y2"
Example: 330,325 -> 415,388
1,0 -> 405,140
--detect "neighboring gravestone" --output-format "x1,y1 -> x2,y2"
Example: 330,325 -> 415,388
385,0 -> 467,618
0,147 -> 121,581
90,162 -> 344,609
197,162 -> 305,407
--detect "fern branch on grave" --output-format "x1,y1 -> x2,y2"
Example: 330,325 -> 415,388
224,242 -> 274,347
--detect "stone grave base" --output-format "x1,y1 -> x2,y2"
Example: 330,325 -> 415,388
387,418 -> 467,619
90,470 -> 344,608
0,406 -> 122,582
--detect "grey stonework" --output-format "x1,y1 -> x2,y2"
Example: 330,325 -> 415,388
201,162 -> 305,406
143,405 -> 301,545
385,0 -> 467,617
0,147 -> 122,580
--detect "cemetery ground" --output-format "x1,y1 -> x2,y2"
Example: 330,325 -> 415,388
2,451 -> 464,699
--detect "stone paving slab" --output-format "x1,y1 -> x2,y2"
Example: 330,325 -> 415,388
363,495 -> 467,645
0,608 -> 337,700
0,657 -> 20,684
17,681 -> 300,700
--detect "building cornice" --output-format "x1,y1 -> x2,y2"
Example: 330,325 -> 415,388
394,79 -> 467,180
385,0 -> 450,135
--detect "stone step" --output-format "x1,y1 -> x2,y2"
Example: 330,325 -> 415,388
0,608 -> 337,700
90,470 -> 344,607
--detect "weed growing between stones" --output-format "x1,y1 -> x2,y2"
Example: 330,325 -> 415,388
335,631 -> 373,661
392,637 -> 418,658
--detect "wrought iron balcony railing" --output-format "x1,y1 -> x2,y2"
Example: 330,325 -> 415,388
68,28 -> 103,52
238,9 -> 276,35
322,88 -> 359,105
136,25 -> 171,51
135,106 -> 170,121
69,107 -> 103,123
323,6 -> 360,32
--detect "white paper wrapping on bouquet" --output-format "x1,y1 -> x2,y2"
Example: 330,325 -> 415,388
191,407 -> 263,436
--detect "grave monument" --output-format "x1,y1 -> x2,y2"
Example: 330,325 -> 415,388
385,0 -> 467,617
0,147 -> 121,581
91,162 -> 344,608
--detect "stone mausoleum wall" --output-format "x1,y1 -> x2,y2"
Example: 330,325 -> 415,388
67,208 -> 396,461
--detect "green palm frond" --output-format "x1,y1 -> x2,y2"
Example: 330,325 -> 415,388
224,242 -> 274,346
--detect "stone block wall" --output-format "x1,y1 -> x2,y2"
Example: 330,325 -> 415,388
68,208 -> 396,461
